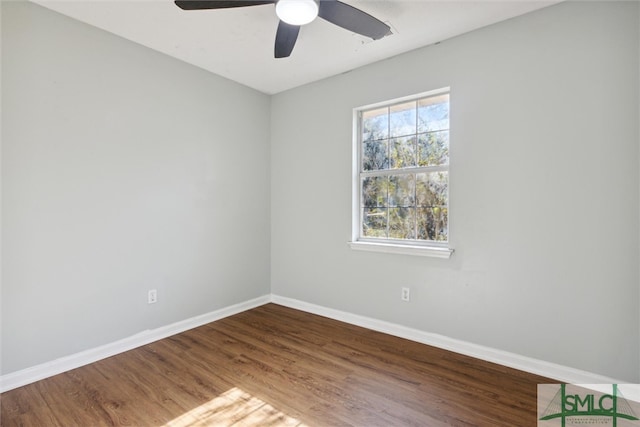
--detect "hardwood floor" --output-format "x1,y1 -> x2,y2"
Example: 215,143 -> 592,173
1,304 -> 551,426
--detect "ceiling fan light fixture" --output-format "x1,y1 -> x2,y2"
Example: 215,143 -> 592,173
276,0 -> 319,26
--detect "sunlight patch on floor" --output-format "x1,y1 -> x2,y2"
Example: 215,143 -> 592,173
163,387 -> 307,426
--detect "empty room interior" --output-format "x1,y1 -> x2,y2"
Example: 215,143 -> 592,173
1,0 -> 639,425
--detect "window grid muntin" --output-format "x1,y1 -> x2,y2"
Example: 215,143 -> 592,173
357,91 -> 449,245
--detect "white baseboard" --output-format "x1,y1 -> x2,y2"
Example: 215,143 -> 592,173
270,294 -> 623,385
0,295 -> 271,393
1,293 -> 623,394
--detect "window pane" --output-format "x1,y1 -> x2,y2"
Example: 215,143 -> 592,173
389,174 -> 415,207
418,94 -> 449,133
357,91 -> 450,246
363,139 -> 388,171
362,176 -> 388,207
362,208 -> 387,238
389,207 -> 416,239
416,172 -> 448,207
362,107 -> 388,141
389,101 -> 416,137
418,131 -> 449,166
389,136 -> 416,169
417,207 -> 448,241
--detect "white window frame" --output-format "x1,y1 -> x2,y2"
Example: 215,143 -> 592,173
350,88 -> 454,259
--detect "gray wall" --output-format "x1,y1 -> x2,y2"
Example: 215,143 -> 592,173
271,1 -> 640,381
1,1 -> 271,374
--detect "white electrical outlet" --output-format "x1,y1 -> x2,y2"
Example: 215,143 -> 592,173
148,289 -> 157,304
401,287 -> 410,302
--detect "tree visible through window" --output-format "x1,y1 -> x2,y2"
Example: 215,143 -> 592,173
356,91 -> 449,244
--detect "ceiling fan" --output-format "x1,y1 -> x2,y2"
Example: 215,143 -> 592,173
174,0 -> 391,58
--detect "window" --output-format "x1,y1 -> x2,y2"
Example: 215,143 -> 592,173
351,89 -> 453,258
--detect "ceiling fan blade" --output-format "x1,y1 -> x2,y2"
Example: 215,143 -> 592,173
175,1 -> 274,11
318,0 -> 390,40
274,21 -> 300,58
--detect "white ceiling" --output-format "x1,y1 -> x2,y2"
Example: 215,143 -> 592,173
32,0 -> 560,94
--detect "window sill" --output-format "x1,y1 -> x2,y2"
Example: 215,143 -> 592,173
348,241 -> 454,259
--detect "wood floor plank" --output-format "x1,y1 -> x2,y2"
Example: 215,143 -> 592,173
1,304 -> 552,426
